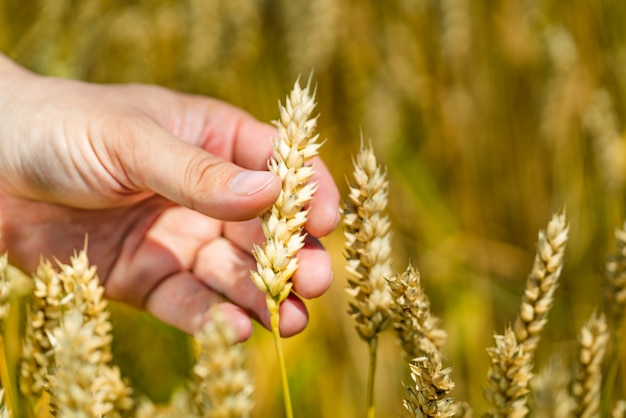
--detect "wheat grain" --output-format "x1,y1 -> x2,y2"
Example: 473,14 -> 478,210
191,313 -> 254,418
513,211 -> 569,354
571,311 -> 609,418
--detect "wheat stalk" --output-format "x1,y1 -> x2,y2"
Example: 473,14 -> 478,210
0,253 -> 15,417
343,142 -> 394,418
250,77 -> 322,418
191,313 -> 254,418
0,253 -> 10,328
485,212 -> 568,417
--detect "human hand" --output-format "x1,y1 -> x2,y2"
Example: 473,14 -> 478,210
0,54 -> 340,340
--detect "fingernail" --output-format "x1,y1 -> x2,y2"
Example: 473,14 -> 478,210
230,171 -> 277,195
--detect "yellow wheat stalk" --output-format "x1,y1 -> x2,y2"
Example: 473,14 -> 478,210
250,78 -> 322,418
343,142 -> 394,418
485,212 -> 568,417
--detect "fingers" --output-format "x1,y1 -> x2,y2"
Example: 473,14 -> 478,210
192,237 -> 310,337
179,96 -> 340,237
142,270 -> 254,340
224,219 -> 333,299
108,118 -> 281,221
305,157 -> 341,238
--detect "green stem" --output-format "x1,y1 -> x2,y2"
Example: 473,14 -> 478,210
268,298 -> 293,418
603,328 -> 622,416
366,336 -> 378,418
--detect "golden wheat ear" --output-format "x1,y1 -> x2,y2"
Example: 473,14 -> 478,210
190,312 -> 254,418
343,141 -> 395,418
570,310 -> 609,418
343,141 -> 394,341
388,263 -> 446,360
484,212 -> 568,417
249,77 -> 322,418
513,211 -> 569,355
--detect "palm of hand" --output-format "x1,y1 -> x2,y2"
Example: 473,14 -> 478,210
0,76 -> 336,338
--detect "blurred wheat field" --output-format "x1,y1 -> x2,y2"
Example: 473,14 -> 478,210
1,0 -> 626,416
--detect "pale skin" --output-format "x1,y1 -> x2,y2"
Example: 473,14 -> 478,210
0,53 -> 340,340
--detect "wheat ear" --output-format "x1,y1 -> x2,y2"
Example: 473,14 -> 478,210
250,78 -> 321,418
484,326 -> 533,418
513,211 -> 569,354
343,142 -> 394,418
21,250 -> 133,416
191,312 -> 254,418
20,259 -> 64,398
402,338 -> 456,418
571,310 -> 609,418
531,356 -> 574,418
388,263 -> 446,359
389,264 -> 458,417
485,212 -> 568,417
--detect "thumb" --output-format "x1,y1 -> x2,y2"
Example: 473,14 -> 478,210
112,122 -> 280,221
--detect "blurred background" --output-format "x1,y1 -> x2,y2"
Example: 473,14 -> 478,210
1,0 -> 626,416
